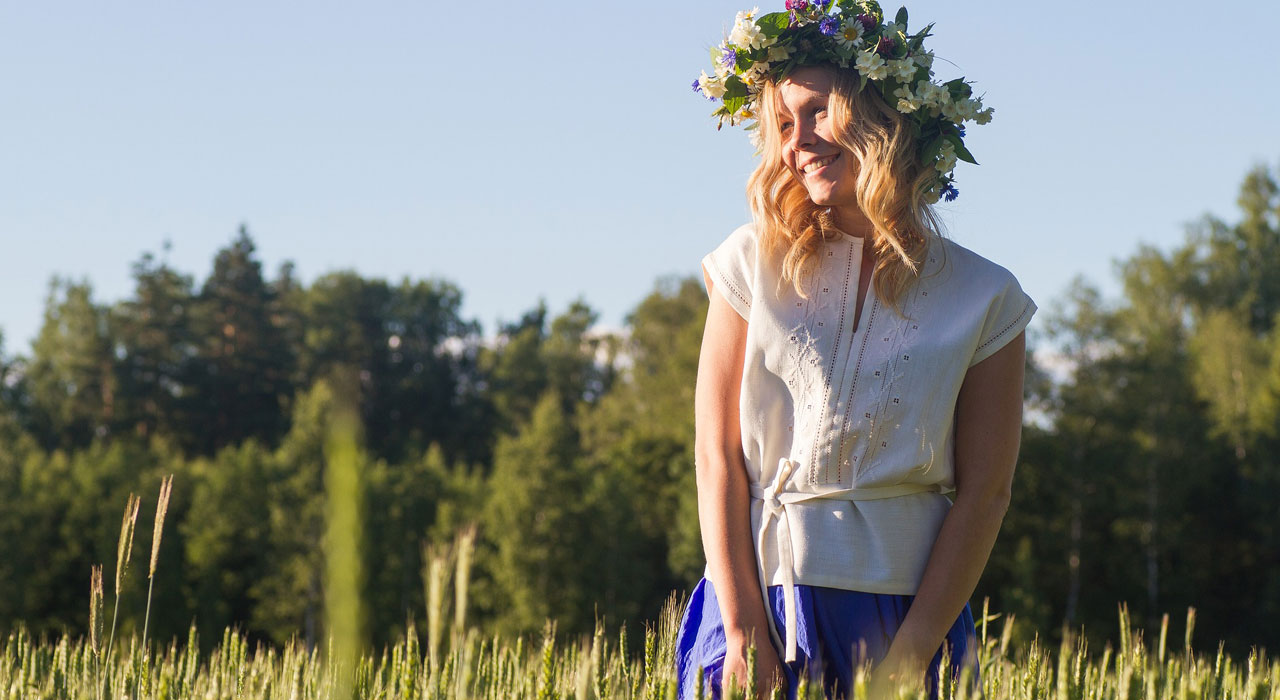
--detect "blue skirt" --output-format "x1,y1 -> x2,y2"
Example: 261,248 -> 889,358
674,577 -> 978,700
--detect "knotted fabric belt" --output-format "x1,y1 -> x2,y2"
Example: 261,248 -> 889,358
749,457 -> 942,663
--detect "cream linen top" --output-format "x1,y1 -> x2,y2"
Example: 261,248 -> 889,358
700,223 -> 1036,661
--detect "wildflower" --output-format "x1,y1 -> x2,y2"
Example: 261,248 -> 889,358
856,13 -> 876,32
730,15 -> 767,50
819,16 -> 839,36
836,19 -> 864,49
721,46 -> 739,70
894,84 -> 921,113
742,62 -> 771,87
890,58 -> 917,81
855,51 -> 888,80
699,71 -> 726,99
942,183 -> 959,201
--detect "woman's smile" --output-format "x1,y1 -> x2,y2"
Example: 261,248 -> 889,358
801,153 -> 840,176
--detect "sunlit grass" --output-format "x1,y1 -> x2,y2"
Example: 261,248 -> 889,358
2,599 -> 1277,700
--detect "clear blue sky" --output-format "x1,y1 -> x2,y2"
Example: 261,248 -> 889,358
2,1 -> 1277,354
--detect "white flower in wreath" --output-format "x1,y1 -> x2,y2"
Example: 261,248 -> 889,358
835,19 -> 864,49
889,58 -> 917,82
730,8 -> 770,50
916,80 -> 950,107
893,84 -> 921,113
741,61 -> 771,87
854,51 -> 888,80
699,71 -> 727,99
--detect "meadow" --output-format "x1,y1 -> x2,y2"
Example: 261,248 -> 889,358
2,479 -> 1276,700
4,597 -> 1278,699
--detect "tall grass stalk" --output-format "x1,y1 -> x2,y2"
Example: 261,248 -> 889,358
453,524 -> 476,639
425,541 -> 451,673
106,493 -> 140,663
324,373 -> 366,700
88,564 -> 104,700
142,474 -> 174,655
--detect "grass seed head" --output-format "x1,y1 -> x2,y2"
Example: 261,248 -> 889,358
115,494 -> 141,595
89,565 -> 104,655
149,475 -> 174,579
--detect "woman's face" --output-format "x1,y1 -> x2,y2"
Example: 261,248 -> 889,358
776,67 -> 861,224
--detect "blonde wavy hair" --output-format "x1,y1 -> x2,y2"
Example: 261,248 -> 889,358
748,64 -> 946,313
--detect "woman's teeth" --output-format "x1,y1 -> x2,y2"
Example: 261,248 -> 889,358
803,155 -> 837,174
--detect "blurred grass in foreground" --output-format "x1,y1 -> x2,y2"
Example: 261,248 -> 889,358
1,603 -> 1277,700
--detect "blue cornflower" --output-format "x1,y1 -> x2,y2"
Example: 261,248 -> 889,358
819,16 -> 839,36
942,183 -> 959,202
721,47 -> 738,70
957,125 -> 967,138
692,78 -> 701,93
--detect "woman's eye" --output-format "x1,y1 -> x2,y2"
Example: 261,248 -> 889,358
780,122 -> 793,132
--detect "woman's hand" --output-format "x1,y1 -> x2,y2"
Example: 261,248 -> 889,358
722,634 -> 786,699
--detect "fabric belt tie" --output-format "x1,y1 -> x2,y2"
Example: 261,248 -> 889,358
749,457 -> 942,663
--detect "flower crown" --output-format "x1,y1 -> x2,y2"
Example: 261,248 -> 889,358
693,0 -> 992,203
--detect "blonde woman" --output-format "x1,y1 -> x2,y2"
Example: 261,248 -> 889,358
677,3 -> 1034,699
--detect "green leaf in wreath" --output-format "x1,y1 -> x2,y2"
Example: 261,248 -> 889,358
943,132 -> 978,164
758,12 -> 791,38
724,95 -> 746,115
907,22 -> 934,52
922,135 -> 945,162
895,6 -> 908,29
723,75 -> 749,99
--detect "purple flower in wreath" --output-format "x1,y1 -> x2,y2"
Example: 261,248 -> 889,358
877,35 -> 896,55
819,16 -> 839,36
692,78 -> 701,93
785,0 -> 809,10
720,47 -> 738,70
856,13 -> 876,32
942,183 -> 959,202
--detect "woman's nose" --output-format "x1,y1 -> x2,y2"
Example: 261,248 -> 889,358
791,119 -> 816,149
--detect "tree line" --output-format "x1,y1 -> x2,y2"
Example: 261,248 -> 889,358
1,162 -> 1278,655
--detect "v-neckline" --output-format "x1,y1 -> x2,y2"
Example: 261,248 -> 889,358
845,235 -> 876,334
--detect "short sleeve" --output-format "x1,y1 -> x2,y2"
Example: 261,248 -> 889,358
969,272 -> 1036,367
701,224 -> 757,321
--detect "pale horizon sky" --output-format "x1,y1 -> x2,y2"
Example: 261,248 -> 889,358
3,1 -> 1278,356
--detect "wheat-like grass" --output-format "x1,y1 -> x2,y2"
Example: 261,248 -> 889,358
142,474 -> 174,655
105,493 -> 141,663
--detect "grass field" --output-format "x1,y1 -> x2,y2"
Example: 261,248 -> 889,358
6,456 -> 1275,699
2,601 -> 1277,700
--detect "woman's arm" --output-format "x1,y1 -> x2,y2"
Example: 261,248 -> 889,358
694,272 -> 782,690
874,331 -> 1027,684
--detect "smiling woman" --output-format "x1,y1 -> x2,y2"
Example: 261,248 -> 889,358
679,2 -> 1034,700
